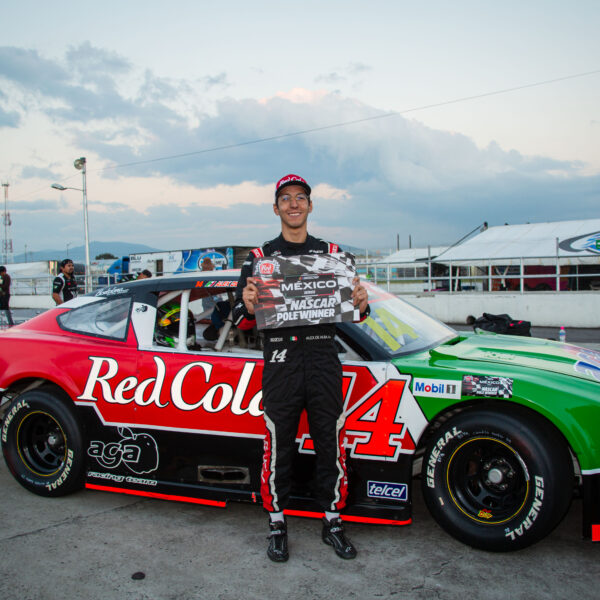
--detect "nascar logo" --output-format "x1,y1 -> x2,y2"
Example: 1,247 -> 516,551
367,480 -> 408,501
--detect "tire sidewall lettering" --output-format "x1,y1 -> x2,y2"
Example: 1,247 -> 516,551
1,399 -> 30,443
421,408 -> 570,551
425,426 -> 463,488
2,391 -> 85,496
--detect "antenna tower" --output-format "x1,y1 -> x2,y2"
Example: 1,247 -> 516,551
1,183 -> 12,264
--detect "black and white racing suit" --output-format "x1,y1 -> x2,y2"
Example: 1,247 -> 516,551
52,273 -> 79,303
232,233 -> 369,513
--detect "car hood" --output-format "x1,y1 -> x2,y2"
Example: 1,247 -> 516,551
429,332 -> 600,384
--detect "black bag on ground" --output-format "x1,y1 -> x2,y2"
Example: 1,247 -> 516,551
473,313 -> 531,336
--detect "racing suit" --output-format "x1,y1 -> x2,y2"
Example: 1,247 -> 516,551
232,233 -> 369,513
52,273 -> 78,303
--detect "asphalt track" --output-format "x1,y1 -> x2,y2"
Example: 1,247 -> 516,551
1,311 -> 599,599
1,457 -> 599,600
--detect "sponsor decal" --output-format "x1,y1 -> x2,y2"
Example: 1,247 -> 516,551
367,480 -> 408,501
195,280 -> 237,288
426,427 -> 461,488
95,287 -> 128,297
87,471 -> 158,486
413,378 -> 461,399
77,356 -> 263,416
258,260 -> 280,276
563,345 -> 600,382
558,231 -> 600,256
505,475 -> 544,541
462,375 -> 513,399
88,427 -> 159,474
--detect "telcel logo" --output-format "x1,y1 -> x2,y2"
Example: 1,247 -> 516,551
367,480 -> 408,502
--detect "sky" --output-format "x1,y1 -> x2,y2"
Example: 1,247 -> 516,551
1,0 -> 599,258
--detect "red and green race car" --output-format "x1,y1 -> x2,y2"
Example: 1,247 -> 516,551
1,272 -> 598,551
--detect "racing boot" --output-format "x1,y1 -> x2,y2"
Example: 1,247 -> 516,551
267,519 -> 289,562
322,517 -> 357,559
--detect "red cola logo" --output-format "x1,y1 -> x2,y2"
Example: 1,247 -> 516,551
77,356 -> 263,416
259,261 -> 276,276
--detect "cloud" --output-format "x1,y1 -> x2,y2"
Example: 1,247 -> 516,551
3,44 -> 599,251
0,105 -> 20,128
20,165 -> 60,180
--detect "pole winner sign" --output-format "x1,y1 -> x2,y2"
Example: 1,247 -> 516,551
252,252 -> 359,329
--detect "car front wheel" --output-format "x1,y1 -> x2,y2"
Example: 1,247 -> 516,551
421,405 -> 573,551
1,389 -> 86,497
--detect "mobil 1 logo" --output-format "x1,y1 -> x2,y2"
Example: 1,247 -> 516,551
412,378 -> 462,399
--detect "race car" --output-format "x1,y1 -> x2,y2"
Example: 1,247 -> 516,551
1,271 -> 599,552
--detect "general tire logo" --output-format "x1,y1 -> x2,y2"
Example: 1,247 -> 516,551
88,427 -> 159,474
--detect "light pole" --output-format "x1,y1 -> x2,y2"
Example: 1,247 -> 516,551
51,157 -> 91,292
66,242 -> 71,258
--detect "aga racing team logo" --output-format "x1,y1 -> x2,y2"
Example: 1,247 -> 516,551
88,427 -> 159,474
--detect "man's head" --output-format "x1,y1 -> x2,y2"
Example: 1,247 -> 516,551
60,259 -> 74,275
137,269 -> 152,280
201,257 -> 214,271
0,266 -> 5,274
273,174 -> 312,232
274,174 -> 311,206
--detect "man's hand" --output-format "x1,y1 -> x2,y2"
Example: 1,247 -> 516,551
242,276 -> 259,315
351,276 -> 369,314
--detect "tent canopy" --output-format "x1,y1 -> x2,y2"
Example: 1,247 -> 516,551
376,246 -> 448,265
434,219 -> 600,266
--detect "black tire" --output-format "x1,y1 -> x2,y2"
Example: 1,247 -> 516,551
421,406 -> 573,551
1,389 -> 86,497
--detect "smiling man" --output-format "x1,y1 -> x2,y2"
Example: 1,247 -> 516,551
233,174 -> 369,562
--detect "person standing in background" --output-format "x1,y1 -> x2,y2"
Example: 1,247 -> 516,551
0,266 -> 14,326
52,259 -> 79,305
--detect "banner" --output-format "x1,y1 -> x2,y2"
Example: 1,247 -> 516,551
252,252 -> 359,329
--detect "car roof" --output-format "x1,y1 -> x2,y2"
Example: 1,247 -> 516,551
89,270 -> 242,301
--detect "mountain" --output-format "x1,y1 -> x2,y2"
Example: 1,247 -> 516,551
13,241 -> 389,264
14,241 -> 163,263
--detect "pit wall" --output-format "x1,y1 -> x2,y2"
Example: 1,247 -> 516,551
403,291 -> 600,328
11,296 -> 55,310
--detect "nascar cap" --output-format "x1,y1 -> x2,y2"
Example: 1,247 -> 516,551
275,174 -> 311,199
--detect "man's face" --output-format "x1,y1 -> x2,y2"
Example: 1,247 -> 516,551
62,262 -> 74,275
273,184 -> 312,229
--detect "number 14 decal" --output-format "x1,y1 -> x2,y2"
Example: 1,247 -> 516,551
270,349 -> 288,363
344,376 -> 428,461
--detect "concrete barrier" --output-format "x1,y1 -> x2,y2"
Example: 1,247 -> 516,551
404,291 -> 600,327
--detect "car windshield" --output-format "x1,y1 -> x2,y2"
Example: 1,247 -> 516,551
355,283 -> 457,356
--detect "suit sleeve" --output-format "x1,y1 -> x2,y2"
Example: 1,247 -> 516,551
52,276 -> 64,296
232,252 -> 257,330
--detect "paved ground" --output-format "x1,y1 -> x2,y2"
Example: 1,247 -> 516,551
1,310 -> 600,598
1,459 -> 599,600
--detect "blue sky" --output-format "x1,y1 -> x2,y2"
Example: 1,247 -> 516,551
1,1 -> 599,256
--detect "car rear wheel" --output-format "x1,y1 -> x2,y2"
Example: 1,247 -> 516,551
421,406 -> 573,551
1,389 -> 86,497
